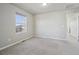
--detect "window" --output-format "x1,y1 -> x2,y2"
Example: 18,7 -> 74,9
16,13 -> 27,33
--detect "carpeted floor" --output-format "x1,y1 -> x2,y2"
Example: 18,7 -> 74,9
0,38 -> 79,55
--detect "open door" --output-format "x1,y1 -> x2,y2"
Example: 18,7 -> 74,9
68,15 -> 78,41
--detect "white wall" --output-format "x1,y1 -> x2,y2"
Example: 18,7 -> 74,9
0,4 -> 34,49
78,16 -> 79,40
35,11 -> 67,40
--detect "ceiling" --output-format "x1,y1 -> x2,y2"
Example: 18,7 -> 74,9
13,3 -> 79,14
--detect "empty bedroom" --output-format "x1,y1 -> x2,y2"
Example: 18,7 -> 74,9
0,3 -> 78,55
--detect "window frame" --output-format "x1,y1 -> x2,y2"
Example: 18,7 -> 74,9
16,12 -> 27,34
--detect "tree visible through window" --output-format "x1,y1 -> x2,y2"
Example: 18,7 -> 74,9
16,13 -> 26,33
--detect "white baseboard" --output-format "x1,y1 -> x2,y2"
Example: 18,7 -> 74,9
0,35 -> 33,51
67,33 -> 78,41
34,34 -> 67,41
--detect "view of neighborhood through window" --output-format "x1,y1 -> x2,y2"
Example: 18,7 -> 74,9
16,13 -> 26,33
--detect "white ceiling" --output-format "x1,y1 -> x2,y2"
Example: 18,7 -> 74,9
13,3 -> 79,14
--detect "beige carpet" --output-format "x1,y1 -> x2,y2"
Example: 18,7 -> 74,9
0,38 -> 79,55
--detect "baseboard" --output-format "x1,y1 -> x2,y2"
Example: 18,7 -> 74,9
67,33 -> 78,41
34,35 -> 67,41
0,35 -> 33,51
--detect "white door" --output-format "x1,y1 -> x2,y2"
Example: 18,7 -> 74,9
69,16 -> 78,40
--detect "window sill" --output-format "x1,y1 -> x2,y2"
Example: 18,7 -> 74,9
16,31 -> 27,35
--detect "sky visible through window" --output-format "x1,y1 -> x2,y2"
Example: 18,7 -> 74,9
16,14 -> 25,26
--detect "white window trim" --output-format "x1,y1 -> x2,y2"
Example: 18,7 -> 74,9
16,12 -> 27,34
